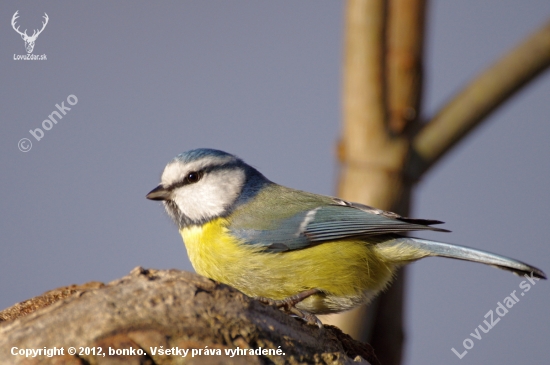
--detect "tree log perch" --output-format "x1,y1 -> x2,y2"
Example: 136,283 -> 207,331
0,268 -> 379,365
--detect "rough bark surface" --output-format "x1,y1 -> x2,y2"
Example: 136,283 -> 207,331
0,267 -> 379,365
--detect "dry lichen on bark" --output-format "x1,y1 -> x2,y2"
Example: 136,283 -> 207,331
0,267 -> 378,365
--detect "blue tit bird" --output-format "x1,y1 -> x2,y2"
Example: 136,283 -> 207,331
146,148 -> 546,326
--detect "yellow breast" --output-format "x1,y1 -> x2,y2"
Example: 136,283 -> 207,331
180,218 -> 398,314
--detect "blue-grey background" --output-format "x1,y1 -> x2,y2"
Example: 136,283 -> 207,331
1,2 -> 549,364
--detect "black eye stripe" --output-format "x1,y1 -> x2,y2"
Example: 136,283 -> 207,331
167,162 -> 240,191
169,171 -> 203,190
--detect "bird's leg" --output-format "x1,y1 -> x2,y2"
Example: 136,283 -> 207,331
255,288 -> 323,328
255,288 -> 320,309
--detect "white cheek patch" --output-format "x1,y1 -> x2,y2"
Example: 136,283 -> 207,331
172,167 -> 246,222
158,154 -> 246,224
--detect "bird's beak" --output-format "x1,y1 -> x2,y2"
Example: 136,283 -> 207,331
146,185 -> 171,201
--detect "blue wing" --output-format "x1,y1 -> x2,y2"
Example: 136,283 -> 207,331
229,197 -> 449,252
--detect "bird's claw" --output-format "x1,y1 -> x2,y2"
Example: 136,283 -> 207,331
255,288 -> 323,328
288,306 -> 323,328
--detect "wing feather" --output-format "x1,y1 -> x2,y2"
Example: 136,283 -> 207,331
228,185 -> 449,252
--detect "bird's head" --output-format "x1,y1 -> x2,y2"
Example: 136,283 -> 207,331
147,148 -> 267,228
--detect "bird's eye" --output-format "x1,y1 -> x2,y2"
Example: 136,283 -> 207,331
185,171 -> 202,184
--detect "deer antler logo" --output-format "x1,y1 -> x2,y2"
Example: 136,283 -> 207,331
11,11 -> 49,54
